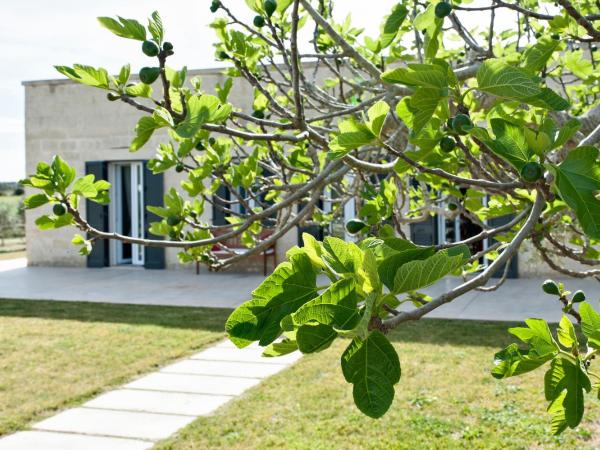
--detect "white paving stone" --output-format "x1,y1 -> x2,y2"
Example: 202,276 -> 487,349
0,338 -> 303,448
191,346 -> 302,365
161,359 -> 288,378
0,431 -> 152,450
84,389 -> 232,416
33,408 -> 195,441
125,372 -> 261,396
215,339 -> 261,349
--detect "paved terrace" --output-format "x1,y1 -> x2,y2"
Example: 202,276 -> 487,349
0,258 -> 598,322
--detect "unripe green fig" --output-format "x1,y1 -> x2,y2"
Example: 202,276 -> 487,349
167,215 -> 182,226
264,0 -> 277,17
551,33 -> 560,40
175,164 -> 184,173
252,110 -> 265,119
142,40 -> 160,57
451,114 -> 472,135
434,2 -> 453,18
163,42 -> 174,51
542,279 -> 560,295
439,136 -> 456,152
218,51 -> 230,60
572,290 -> 586,303
195,141 -> 205,150
106,92 -> 121,102
447,202 -> 458,211
345,219 -> 367,235
53,203 -> 66,216
210,0 -> 220,12
139,67 -> 160,84
209,137 -> 216,145
253,15 -> 266,27
520,162 -> 543,183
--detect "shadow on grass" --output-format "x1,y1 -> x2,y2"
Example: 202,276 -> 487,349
1,298 -> 552,347
384,318 -> 528,348
0,299 -> 232,331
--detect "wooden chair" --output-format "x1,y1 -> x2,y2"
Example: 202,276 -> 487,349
196,229 -> 277,276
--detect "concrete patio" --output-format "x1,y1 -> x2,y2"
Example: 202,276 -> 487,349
0,259 -> 598,322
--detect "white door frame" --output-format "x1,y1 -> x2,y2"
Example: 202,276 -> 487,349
324,176 -> 357,242
108,162 -> 145,266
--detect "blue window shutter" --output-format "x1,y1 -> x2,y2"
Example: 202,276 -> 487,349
297,200 -> 324,245
212,184 -> 230,226
143,163 -> 166,269
410,215 -> 437,246
85,161 -> 109,267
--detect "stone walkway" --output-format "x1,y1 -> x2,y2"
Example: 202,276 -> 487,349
0,340 -> 300,449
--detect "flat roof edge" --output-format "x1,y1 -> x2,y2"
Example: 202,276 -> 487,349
22,66 -> 230,87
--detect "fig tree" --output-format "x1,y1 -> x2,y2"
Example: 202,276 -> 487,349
434,2 -> 453,18
451,114 -> 473,135
520,162 -> 543,183
142,40 -> 160,57
542,279 -> 560,295
167,215 -> 182,226
53,203 -> 66,216
439,136 -> 456,152
345,218 -> 367,235
139,67 -> 160,85
264,0 -> 277,17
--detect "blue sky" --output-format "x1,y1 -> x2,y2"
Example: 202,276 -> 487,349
0,0 -> 503,182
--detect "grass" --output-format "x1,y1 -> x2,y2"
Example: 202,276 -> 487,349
0,299 -> 231,436
158,320 -> 600,450
0,250 -> 25,260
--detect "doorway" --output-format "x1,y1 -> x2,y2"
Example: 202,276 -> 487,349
108,162 -> 145,266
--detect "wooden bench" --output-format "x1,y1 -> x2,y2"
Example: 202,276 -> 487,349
196,230 -> 277,276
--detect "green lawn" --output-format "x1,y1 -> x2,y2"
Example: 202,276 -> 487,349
0,299 -> 231,436
158,320 -> 600,450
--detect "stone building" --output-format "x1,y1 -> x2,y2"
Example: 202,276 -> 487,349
23,68 -> 556,277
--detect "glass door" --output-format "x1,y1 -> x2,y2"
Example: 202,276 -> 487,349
109,162 -> 145,266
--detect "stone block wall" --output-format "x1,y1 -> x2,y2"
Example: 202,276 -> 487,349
24,68 -> 296,271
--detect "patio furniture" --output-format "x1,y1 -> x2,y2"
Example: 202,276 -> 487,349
196,230 -> 277,276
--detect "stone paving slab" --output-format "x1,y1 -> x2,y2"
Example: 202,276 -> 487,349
0,431 -> 152,450
125,372 -> 262,396
0,336 -> 299,448
33,408 -> 195,441
161,359 -> 287,378
191,346 -> 302,365
84,389 -> 232,416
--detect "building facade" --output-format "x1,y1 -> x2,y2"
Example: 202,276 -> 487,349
23,69 -> 562,277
